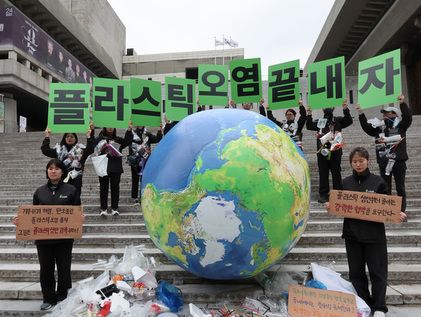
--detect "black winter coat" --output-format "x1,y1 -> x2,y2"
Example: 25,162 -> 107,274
41,134 -> 95,189
341,169 -> 388,243
33,180 -> 81,245
260,105 -> 307,141
306,108 -> 353,154
95,131 -> 132,174
121,128 -> 163,156
358,102 -> 412,164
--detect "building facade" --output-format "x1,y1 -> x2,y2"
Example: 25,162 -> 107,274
0,0 -> 125,132
306,0 -> 421,115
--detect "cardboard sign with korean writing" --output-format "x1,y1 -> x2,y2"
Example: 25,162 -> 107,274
268,59 -> 300,110
48,83 -> 90,133
308,56 -> 346,109
165,77 -> 196,121
198,64 -> 229,106
288,285 -> 357,317
130,78 -> 161,127
93,78 -> 131,128
230,58 -> 262,103
16,205 -> 83,240
328,189 -> 401,223
358,49 -> 401,109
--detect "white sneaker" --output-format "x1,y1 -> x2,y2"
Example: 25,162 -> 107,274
111,209 -> 119,216
373,311 -> 386,317
99,209 -> 107,217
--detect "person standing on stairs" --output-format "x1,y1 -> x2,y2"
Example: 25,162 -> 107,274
306,99 -> 353,203
326,147 -> 407,317
12,159 -> 84,311
355,94 -> 412,215
120,124 -> 163,205
94,126 -> 133,217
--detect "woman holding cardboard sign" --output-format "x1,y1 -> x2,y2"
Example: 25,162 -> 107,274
326,147 -> 406,317
13,158 -> 83,311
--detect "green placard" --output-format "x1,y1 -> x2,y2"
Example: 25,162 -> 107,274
358,49 -> 401,109
198,64 -> 228,106
130,78 -> 162,127
308,56 -> 345,109
92,78 -> 131,128
230,58 -> 262,103
268,59 -> 300,110
47,83 -> 90,133
165,77 -> 196,121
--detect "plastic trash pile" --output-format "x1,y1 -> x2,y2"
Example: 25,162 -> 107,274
45,247 -> 370,317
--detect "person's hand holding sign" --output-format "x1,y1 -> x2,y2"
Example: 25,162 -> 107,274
400,212 -> 407,222
45,127 -> 51,138
354,104 -> 363,115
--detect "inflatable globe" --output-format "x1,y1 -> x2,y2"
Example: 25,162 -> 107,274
141,109 -> 310,279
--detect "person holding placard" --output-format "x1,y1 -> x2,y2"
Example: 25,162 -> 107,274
120,124 -> 163,204
306,100 -> 353,203
94,127 -> 132,217
260,99 -> 307,150
41,125 -> 94,202
327,147 -> 406,317
12,159 -> 83,311
355,95 -> 412,214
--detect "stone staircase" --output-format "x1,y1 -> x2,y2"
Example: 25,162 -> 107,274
0,115 -> 420,316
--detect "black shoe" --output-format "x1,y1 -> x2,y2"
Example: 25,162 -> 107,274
318,197 -> 328,204
40,302 -> 55,311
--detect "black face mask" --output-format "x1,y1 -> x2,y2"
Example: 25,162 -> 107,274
384,117 -> 395,128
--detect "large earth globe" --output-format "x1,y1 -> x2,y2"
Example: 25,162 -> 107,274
141,109 -> 310,280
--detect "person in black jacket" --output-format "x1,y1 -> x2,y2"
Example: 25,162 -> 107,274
327,147 -> 406,317
259,99 -> 307,150
13,159 -> 83,311
94,127 -> 132,216
306,100 -> 353,203
41,126 -> 94,201
120,124 -> 163,204
355,95 -> 412,213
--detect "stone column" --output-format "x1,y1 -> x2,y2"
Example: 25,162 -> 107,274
2,97 -> 18,133
8,51 -> 17,61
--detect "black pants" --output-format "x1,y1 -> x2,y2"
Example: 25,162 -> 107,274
130,165 -> 140,199
317,152 -> 343,198
345,239 -> 388,313
99,173 -> 121,210
379,160 -> 407,212
68,177 -> 82,203
36,241 -> 73,304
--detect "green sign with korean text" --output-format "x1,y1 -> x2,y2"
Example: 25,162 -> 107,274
198,64 -> 229,106
358,49 -> 401,109
130,78 -> 162,127
165,77 -> 196,121
268,59 -> 300,110
230,58 -> 262,103
48,83 -> 90,133
92,78 -> 131,128
308,56 -> 345,109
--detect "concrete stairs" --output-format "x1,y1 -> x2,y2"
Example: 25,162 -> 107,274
0,116 -> 420,316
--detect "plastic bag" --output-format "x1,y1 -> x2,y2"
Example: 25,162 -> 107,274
92,154 -> 108,177
310,263 -> 371,317
155,281 -> 183,312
